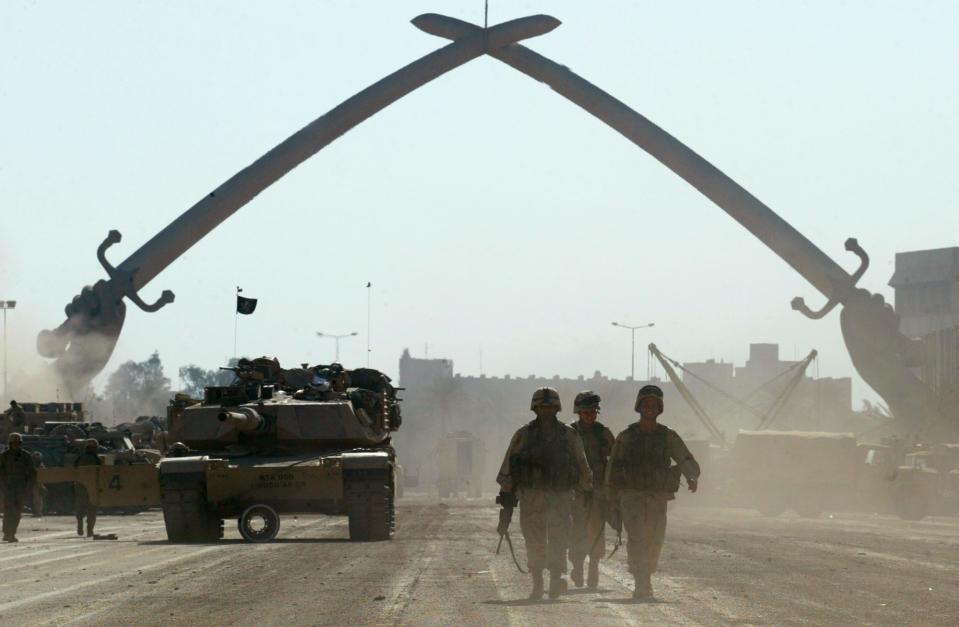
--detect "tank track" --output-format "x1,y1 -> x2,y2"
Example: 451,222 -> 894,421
160,473 -> 224,543
345,469 -> 394,542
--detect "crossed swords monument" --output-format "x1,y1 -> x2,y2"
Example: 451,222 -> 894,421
36,13 -> 951,437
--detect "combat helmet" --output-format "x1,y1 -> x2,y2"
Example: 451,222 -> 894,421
530,387 -> 562,411
573,390 -> 601,413
167,441 -> 190,457
634,384 -> 664,413
85,438 -> 99,451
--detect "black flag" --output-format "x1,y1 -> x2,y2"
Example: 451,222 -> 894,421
236,295 -> 258,315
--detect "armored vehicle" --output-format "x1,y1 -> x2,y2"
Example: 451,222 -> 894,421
7,401 -> 84,433
726,430 -> 955,519
731,430 -> 866,517
35,421 -> 161,464
158,357 -> 402,543
115,415 -> 168,450
26,424 -> 161,515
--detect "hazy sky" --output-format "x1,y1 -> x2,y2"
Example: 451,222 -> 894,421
1,1 -> 957,404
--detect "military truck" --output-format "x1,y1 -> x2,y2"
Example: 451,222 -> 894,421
434,431 -> 485,498
726,429 -> 959,519
158,358 -> 402,543
729,430 -> 895,517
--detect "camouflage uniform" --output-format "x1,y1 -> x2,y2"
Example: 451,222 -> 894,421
0,435 -> 37,541
497,388 -> 592,598
606,386 -> 700,598
570,425 -> 614,548
73,441 -> 102,537
1,402 -> 27,438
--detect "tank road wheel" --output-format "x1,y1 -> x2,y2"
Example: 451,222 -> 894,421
160,477 -> 223,543
238,504 -> 280,543
346,470 -> 394,542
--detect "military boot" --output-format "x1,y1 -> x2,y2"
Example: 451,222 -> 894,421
547,572 -> 568,599
632,573 -> 653,600
86,523 -> 95,538
586,559 -> 599,589
76,517 -> 84,536
570,560 -> 584,587
529,570 -> 545,600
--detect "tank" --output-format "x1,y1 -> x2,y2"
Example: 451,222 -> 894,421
158,357 -> 403,543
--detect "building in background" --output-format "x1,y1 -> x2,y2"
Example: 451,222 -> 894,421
393,343 -> 855,495
685,343 -> 852,435
889,246 -> 959,405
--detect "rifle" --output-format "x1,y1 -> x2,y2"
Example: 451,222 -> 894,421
495,491 -> 526,573
586,494 -> 623,559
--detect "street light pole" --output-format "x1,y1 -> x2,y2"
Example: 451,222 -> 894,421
611,320 -> 654,381
316,331 -> 358,363
1,300 -> 16,400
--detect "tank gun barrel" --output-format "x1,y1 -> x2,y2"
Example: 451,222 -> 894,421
217,408 -> 265,432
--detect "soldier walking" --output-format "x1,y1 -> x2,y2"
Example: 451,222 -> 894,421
607,385 -> 700,599
73,439 -> 102,537
568,390 -> 615,589
0,433 -> 37,542
497,387 -> 592,599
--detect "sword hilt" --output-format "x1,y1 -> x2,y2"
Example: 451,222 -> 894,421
791,238 -> 869,319
97,230 -> 175,313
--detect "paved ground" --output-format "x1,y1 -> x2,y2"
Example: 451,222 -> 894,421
1,500 -> 957,626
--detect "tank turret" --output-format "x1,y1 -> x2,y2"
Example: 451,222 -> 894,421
217,408 -> 265,432
167,357 -> 401,454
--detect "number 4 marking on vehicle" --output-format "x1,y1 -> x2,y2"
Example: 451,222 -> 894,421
109,474 -> 121,490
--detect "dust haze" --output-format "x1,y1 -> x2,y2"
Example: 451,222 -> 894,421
2,2 -> 958,625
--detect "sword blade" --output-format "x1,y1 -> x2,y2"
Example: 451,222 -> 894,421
40,14 -> 560,389
415,15 -> 851,302
120,14 -> 560,291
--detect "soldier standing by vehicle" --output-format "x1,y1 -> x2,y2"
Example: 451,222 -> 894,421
607,385 -> 700,599
0,433 -> 37,542
2,401 -> 27,437
568,390 -> 615,589
73,439 -> 102,537
497,387 -> 592,600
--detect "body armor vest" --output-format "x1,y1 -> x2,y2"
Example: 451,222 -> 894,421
610,423 -> 680,492
511,420 -> 578,491
573,421 -> 611,483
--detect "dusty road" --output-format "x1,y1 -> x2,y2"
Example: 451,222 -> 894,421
1,500 -> 957,626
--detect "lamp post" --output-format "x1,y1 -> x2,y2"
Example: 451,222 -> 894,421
611,321 -> 654,381
316,331 -> 358,363
1,300 -> 16,399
